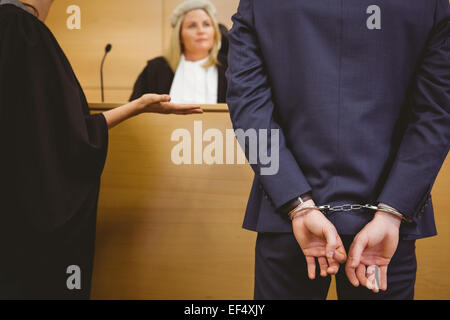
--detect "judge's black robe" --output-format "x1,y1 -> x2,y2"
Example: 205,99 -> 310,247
129,54 -> 228,102
0,4 -> 108,299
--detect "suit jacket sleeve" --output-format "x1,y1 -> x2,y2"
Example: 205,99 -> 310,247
378,0 -> 450,221
226,0 -> 312,209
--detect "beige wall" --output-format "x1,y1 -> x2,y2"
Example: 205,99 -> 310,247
46,0 -> 239,103
91,111 -> 256,299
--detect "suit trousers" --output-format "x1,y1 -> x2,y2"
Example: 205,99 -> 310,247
254,232 -> 417,300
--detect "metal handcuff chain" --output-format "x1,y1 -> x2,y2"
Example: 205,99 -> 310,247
288,203 -> 412,223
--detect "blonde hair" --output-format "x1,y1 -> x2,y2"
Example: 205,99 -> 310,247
164,1 -> 221,72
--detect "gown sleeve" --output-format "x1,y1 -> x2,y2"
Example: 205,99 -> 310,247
0,7 -> 108,232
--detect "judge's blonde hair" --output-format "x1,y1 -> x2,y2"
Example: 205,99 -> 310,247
164,0 -> 221,72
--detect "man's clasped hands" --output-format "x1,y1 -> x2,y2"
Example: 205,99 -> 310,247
292,199 -> 402,293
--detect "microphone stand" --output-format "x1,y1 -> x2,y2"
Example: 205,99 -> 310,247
100,44 -> 112,103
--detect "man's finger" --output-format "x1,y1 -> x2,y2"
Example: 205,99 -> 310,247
323,227 -> 337,259
356,264 -> 370,289
305,256 -> 316,280
348,234 -> 368,268
379,265 -> 388,291
333,249 -> 347,263
333,237 -> 347,263
366,265 -> 380,293
326,236 -> 344,274
326,259 -> 339,275
345,264 -> 359,287
318,257 -> 328,277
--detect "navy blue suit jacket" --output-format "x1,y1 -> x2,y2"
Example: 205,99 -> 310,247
226,0 -> 450,239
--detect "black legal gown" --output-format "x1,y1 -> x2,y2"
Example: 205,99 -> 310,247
0,5 -> 108,299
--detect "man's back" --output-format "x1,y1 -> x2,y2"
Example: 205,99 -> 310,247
226,0 -> 449,238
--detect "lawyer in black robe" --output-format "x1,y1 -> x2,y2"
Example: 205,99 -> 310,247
0,2 -> 203,299
0,3 -> 110,299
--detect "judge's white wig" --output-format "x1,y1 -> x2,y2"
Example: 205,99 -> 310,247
165,0 -> 221,72
170,0 -> 217,28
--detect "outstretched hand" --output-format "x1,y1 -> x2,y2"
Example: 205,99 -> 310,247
139,94 -> 203,115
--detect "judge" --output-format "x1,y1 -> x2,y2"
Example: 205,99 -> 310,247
0,0 -> 202,299
130,0 -> 227,104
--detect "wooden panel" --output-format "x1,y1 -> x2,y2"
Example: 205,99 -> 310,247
46,0 -> 164,103
91,111 -> 256,299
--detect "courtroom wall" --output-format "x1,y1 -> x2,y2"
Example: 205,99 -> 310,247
46,0 -> 239,102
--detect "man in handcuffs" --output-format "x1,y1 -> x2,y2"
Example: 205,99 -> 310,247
226,0 -> 449,299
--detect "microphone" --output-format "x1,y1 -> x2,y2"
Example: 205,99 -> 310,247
100,44 -> 112,102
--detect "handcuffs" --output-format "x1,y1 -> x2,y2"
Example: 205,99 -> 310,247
288,202 -> 412,223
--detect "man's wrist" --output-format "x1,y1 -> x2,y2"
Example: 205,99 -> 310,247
377,202 -> 411,223
282,193 -> 313,214
290,199 -> 316,221
373,210 -> 402,228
